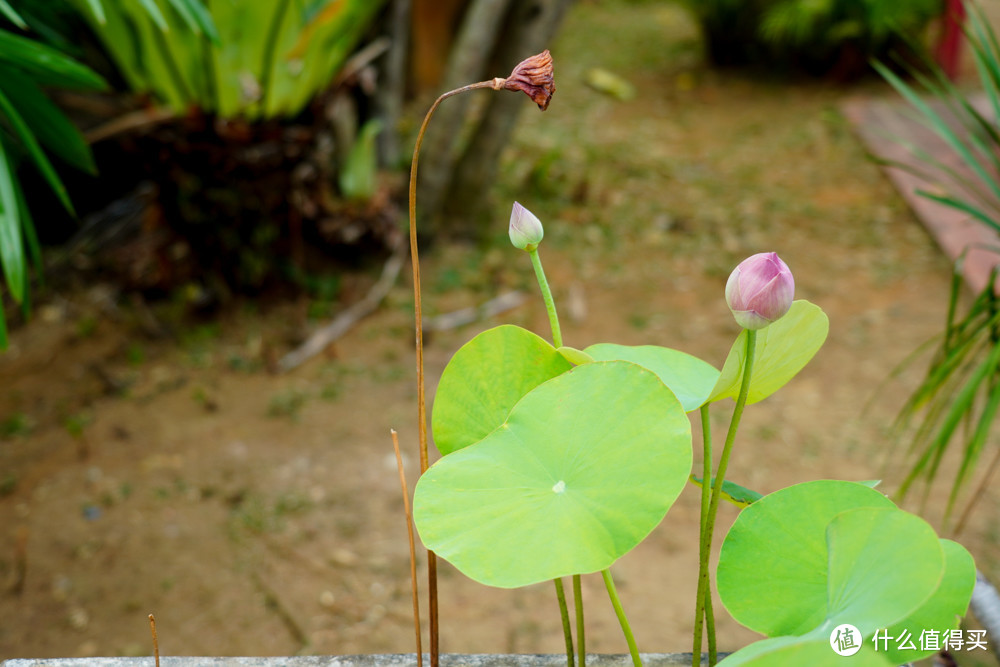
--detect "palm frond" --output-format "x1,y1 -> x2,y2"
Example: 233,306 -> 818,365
876,1 -> 1000,528
0,1 -> 28,29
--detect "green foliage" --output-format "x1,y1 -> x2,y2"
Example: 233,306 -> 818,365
414,359 -> 692,588
679,0 -> 941,72
0,411 -> 32,438
689,475 -> 763,509
0,0 -> 209,349
709,300 -> 829,404
718,637 -> 891,666
339,118 -> 382,201
0,0 -> 381,349
881,539 -> 976,665
759,0 -> 940,54
70,0 -> 386,119
431,325 -> 573,456
583,343 -> 720,412
409,212 -> 974,663
876,4 -> 1000,527
0,14 -> 107,348
717,481 -> 974,666
894,264 -> 1000,523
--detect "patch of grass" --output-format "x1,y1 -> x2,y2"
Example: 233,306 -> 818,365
433,267 -> 464,294
75,315 -> 98,339
319,383 -> 340,401
228,491 -> 310,536
227,352 -> 262,373
231,494 -> 270,534
0,413 -> 33,439
628,312 -> 650,330
63,413 -> 92,439
191,386 -> 219,412
274,491 -> 311,517
125,342 -> 145,366
180,323 -> 223,367
267,388 -> 309,420
0,473 -> 17,497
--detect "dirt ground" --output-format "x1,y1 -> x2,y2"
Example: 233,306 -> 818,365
3,1 -> 1000,663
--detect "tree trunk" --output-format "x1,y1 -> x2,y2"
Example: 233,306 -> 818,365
443,0 -> 574,231
375,0 -> 410,168
414,0 -> 513,233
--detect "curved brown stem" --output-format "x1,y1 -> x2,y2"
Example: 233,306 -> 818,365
408,77 -> 505,667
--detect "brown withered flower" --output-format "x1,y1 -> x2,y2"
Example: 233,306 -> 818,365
497,50 -> 555,111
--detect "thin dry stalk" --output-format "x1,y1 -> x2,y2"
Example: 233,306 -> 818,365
408,78 -> 501,667
391,429 -> 423,667
148,614 -> 160,667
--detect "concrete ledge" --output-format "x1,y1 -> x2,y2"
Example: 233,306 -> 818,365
3,655 -> 708,667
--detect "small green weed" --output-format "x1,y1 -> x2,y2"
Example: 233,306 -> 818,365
267,388 -> 309,420
0,413 -> 33,439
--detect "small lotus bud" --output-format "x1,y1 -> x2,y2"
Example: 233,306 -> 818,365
725,252 -> 795,330
509,202 -> 544,251
503,50 -> 555,110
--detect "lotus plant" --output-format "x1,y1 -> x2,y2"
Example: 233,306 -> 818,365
402,53 -> 974,667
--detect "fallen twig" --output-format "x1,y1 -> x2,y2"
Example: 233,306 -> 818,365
278,240 -> 406,372
422,291 -> 526,332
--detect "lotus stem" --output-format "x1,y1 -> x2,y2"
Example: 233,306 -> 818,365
574,574 -> 585,667
528,247 -> 562,348
602,568 -> 642,667
554,578 -> 574,667
695,330 -> 757,667
693,405 -> 712,666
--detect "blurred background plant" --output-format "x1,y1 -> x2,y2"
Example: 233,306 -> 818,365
874,2 -> 1000,536
0,0 -> 575,350
65,0 -> 377,121
679,0 -> 942,76
0,2 -> 104,348
0,0 -> 215,348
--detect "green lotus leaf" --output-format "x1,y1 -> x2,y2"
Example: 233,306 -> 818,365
824,507 -> 943,634
718,635 -> 892,666
432,324 -> 572,455
583,343 -> 720,412
689,475 -> 763,508
881,539 -> 976,665
557,345 -> 594,366
717,480 -> 896,636
414,361 -> 692,588
709,300 -> 828,404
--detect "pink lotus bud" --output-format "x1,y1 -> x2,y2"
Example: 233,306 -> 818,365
725,252 -> 794,330
509,201 -> 544,251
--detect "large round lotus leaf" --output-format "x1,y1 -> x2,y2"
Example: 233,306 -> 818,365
583,343 -> 720,412
880,538 -> 975,665
432,324 -> 572,455
717,480 -> 895,636
718,636 -> 892,666
824,507 -> 943,634
414,361 -> 692,588
709,300 -> 828,405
